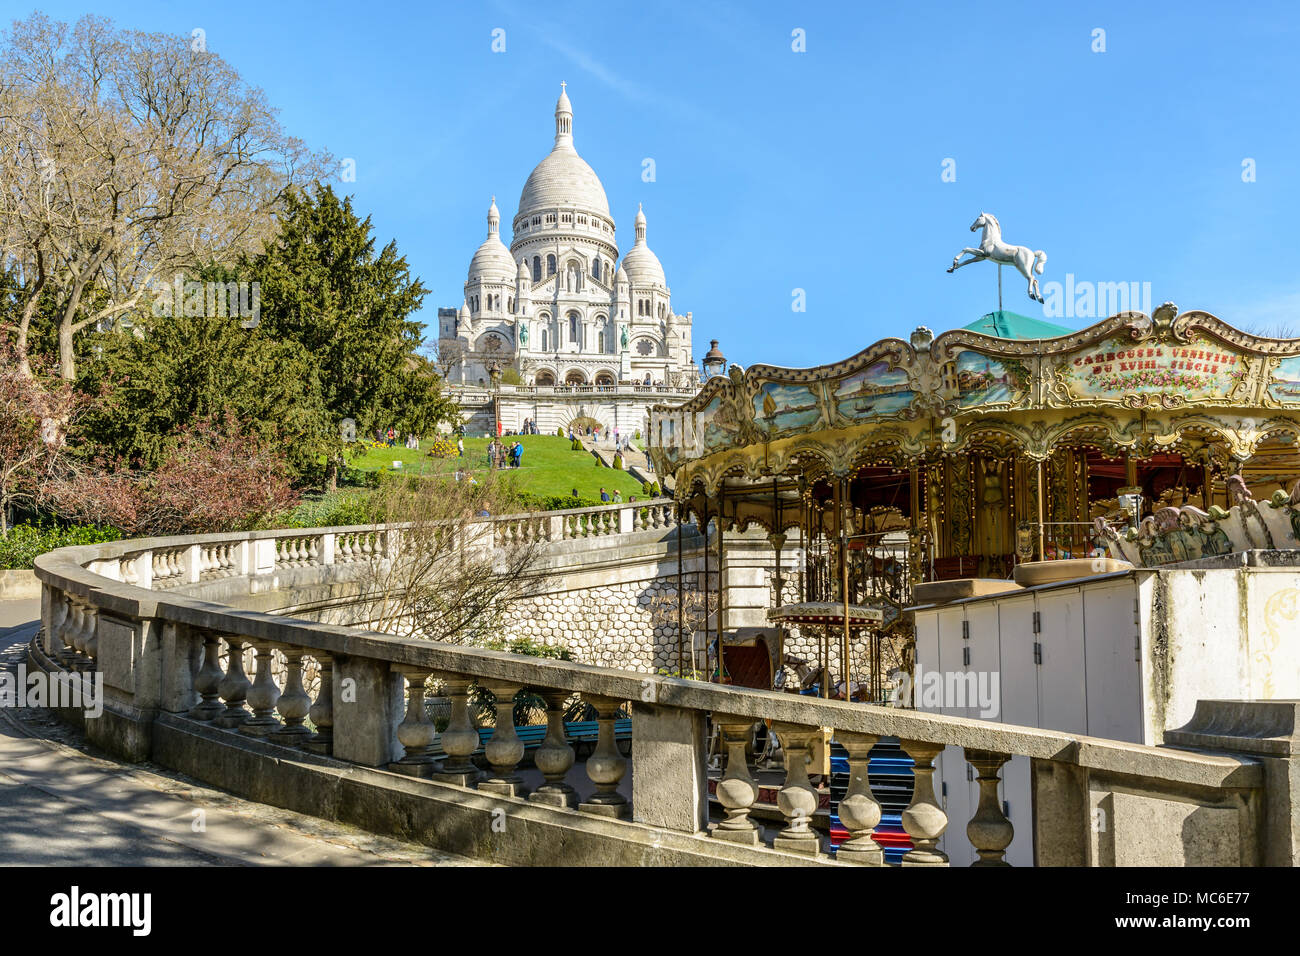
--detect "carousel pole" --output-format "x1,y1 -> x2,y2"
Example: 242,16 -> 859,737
1036,459 -> 1046,560
836,476 -> 851,700
772,478 -> 785,679
701,498 -> 709,677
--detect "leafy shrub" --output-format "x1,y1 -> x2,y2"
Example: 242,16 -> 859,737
649,481 -> 661,496
556,427 -> 565,437
0,522 -> 122,571
612,453 -> 624,470
513,492 -> 594,511
570,438 -> 583,451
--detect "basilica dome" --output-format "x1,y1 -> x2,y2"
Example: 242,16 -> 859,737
620,203 -> 666,288
467,197 -> 516,282
516,83 -> 611,220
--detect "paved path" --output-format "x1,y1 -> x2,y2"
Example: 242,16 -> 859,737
0,602 -> 485,866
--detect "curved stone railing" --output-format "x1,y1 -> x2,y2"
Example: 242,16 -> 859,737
29,514 -> 1293,867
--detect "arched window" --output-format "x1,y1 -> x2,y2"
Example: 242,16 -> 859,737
535,370 -> 555,386
597,331 -> 605,353
546,254 -> 556,277
541,328 -> 548,351
591,257 -> 600,281
532,256 -> 541,282
568,312 -> 579,345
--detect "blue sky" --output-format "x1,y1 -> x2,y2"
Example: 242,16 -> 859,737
22,0 -> 1300,368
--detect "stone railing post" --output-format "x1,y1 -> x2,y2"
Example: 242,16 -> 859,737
190,631 -> 226,720
771,722 -> 823,856
580,695 -> 629,818
836,731 -> 884,864
965,749 -> 1014,866
631,701 -> 708,834
618,504 -> 634,535
432,677 -> 482,787
331,654 -> 404,767
389,666 -> 440,776
321,532 -> 336,566
530,689 -> 577,808
711,718 -> 760,845
216,638 -> 252,728
899,739 -> 950,866
305,653 -> 334,755
480,683 -> 527,797
241,640 -> 282,736
271,647 -> 314,747
1164,699 -> 1300,867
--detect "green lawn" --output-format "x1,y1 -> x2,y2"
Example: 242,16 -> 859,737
347,435 -> 648,502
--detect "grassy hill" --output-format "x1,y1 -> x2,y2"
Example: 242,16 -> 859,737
347,435 -> 648,502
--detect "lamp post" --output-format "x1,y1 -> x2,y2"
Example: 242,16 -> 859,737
487,360 -> 502,436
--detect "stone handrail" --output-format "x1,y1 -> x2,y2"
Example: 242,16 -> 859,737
29,517 -> 1291,866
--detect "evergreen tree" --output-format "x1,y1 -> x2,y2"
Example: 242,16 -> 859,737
251,184 -> 455,487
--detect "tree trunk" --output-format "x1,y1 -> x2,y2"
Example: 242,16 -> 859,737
325,456 -> 339,493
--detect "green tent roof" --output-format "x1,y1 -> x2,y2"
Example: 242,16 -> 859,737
961,310 -> 1074,340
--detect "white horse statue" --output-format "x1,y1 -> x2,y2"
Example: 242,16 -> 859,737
947,212 -> 1047,303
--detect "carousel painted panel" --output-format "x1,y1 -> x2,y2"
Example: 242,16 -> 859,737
1061,335 -> 1249,404
832,361 -> 916,421
752,381 -> 824,437
694,394 -> 740,452
1268,356 -> 1300,404
954,350 -> 1030,408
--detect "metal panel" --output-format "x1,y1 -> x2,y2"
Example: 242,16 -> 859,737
935,745 -> 974,866
1082,577 -> 1145,743
1035,587 -> 1088,735
996,595 -> 1039,728
1001,754 -> 1034,867
964,602 -> 1001,720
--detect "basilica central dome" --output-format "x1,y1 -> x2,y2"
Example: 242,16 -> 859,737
516,82 -> 611,221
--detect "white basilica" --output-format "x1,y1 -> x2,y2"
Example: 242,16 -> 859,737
438,84 -> 699,392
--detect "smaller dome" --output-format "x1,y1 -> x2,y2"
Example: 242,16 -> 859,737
517,258 -> 530,279
621,202 -> 666,288
467,196 -> 515,282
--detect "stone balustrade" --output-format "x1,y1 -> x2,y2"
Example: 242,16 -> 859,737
29,514 -> 1299,867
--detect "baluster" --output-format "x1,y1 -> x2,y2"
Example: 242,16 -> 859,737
167,549 -> 182,581
835,731 -> 884,864
60,600 -> 83,666
240,641 -> 283,735
271,647 -> 314,746
713,718 -> 761,844
771,722 -> 823,855
964,749 -> 1014,866
389,666 -> 440,776
190,633 -> 226,720
302,653 -> 334,754
432,677 -> 482,786
79,604 -> 98,667
216,638 -> 253,728
899,739 -> 949,866
308,537 -> 322,566
479,683 -> 527,797
530,689 -> 577,808
579,695 -> 629,818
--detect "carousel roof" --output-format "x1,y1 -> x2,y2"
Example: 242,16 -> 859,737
648,303 -> 1300,504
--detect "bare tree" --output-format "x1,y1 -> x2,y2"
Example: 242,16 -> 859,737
428,339 -> 463,381
357,474 -> 554,646
0,13 -> 331,378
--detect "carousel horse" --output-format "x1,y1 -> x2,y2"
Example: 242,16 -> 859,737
947,212 -> 1048,303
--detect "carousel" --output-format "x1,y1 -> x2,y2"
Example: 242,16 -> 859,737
647,301 -> 1300,701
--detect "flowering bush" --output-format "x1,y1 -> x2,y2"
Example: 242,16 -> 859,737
426,437 -> 457,458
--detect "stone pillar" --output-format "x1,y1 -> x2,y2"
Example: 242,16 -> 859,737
304,653 -> 334,755
530,689 -> 577,808
388,666 -> 440,777
190,632 -> 226,721
159,621 -> 201,714
631,702 -> 708,834
1164,699 -> 1300,867
271,647 -> 314,747
579,696 -> 629,818
432,677 -> 482,786
771,722 -> 823,856
215,638 -> 252,729
711,717 -> 760,844
480,683 -> 527,796
331,655 -> 403,767
964,749 -> 1013,866
835,731 -> 884,864
240,640 -> 282,736
899,739 -> 949,866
